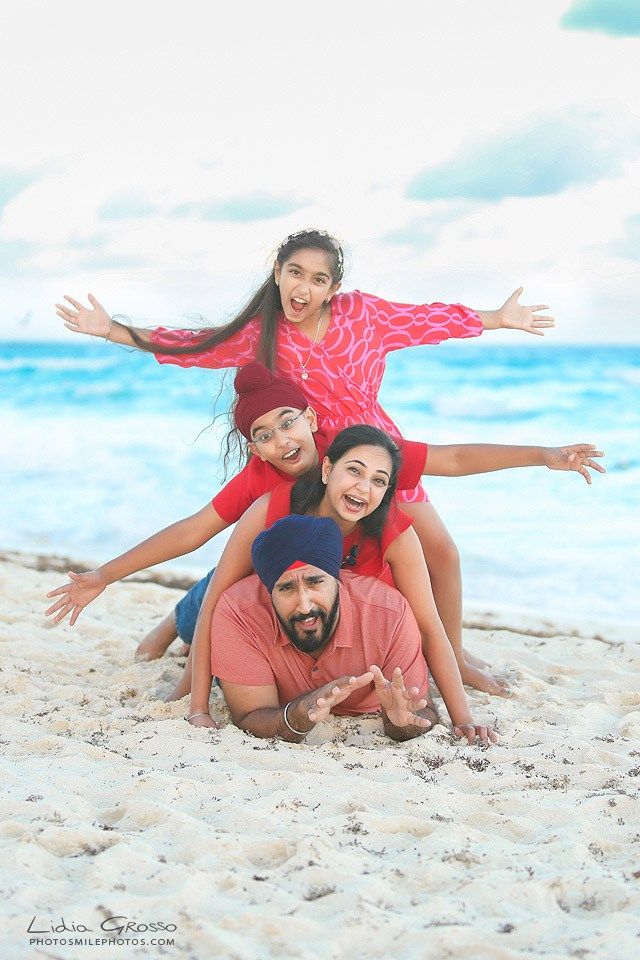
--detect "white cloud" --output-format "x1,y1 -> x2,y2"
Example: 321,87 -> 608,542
0,0 -> 639,341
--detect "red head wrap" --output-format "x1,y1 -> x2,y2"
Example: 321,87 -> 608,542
234,362 -> 308,440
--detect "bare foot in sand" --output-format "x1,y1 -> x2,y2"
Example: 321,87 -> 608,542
134,612 -> 178,661
460,661 -> 512,698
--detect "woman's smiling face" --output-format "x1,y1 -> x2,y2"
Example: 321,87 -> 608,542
322,444 -> 393,526
274,248 -> 341,324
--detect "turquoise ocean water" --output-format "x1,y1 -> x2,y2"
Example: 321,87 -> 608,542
1,340 -> 638,623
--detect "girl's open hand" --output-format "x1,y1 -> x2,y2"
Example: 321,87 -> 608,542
498,288 -> 556,336
543,444 -> 606,484
188,713 -> 218,729
454,722 -> 499,746
45,569 -> 107,625
56,294 -> 111,337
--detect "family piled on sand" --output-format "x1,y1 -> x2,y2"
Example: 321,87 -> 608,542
47,229 -> 604,744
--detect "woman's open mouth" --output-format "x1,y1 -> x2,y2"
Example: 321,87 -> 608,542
343,493 -> 367,514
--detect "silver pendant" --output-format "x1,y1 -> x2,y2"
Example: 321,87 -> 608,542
301,371 -> 309,380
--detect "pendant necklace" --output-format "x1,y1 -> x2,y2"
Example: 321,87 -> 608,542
295,305 -> 326,381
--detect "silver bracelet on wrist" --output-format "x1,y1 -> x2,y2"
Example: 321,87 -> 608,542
105,317 -> 115,342
188,711 -> 210,721
283,700 -> 309,736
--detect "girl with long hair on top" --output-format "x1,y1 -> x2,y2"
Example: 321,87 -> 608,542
56,228 -> 556,695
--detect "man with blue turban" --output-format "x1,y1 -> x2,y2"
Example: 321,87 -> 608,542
208,514 -> 437,742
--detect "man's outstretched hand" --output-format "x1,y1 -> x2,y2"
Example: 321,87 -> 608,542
370,665 -> 432,729
297,672 -> 375,725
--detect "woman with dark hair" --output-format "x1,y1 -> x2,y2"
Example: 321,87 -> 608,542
57,228 -> 555,695
178,423 -> 497,741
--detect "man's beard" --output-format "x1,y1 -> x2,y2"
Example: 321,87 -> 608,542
275,587 -> 340,654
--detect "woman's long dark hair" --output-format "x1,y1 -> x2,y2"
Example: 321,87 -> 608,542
290,425 -> 401,542
128,228 -> 344,371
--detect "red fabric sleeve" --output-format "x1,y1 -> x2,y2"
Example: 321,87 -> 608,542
359,291 -> 482,354
150,317 -> 260,369
379,601 -> 429,695
396,440 -> 427,490
212,465 -> 256,524
381,504 -> 413,555
265,482 -> 293,527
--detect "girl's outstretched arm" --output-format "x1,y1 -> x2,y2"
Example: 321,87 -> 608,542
45,503 -> 228,625
477,288 -> 555,336
56,294 -> 151,347
385,528 -> 498,744
186,495 -> 270,723
422,443 -> 606,484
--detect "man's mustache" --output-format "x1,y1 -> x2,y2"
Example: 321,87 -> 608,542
290,608 -> 325,624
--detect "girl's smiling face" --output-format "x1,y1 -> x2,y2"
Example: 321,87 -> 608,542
274,248 -> 341,325
321,444 -> 393,528
248,405 -> 319,476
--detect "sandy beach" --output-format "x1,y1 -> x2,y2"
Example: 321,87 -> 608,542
1,552 -> 639,960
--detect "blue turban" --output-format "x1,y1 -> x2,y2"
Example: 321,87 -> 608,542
251,515 -> 343,593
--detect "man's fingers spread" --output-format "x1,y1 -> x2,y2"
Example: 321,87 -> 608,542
352,671 -> 374,688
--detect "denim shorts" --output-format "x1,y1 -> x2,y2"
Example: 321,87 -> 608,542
174,567 -> 216,644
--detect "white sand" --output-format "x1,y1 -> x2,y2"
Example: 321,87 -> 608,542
1,555 -> 639,960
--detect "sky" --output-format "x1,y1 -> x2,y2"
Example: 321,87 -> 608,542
1,0 -> 640,343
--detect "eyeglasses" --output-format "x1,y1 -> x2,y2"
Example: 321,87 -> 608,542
251,411 -> 306,447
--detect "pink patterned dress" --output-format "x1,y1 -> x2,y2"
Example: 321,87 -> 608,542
151,291 -> 483,503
